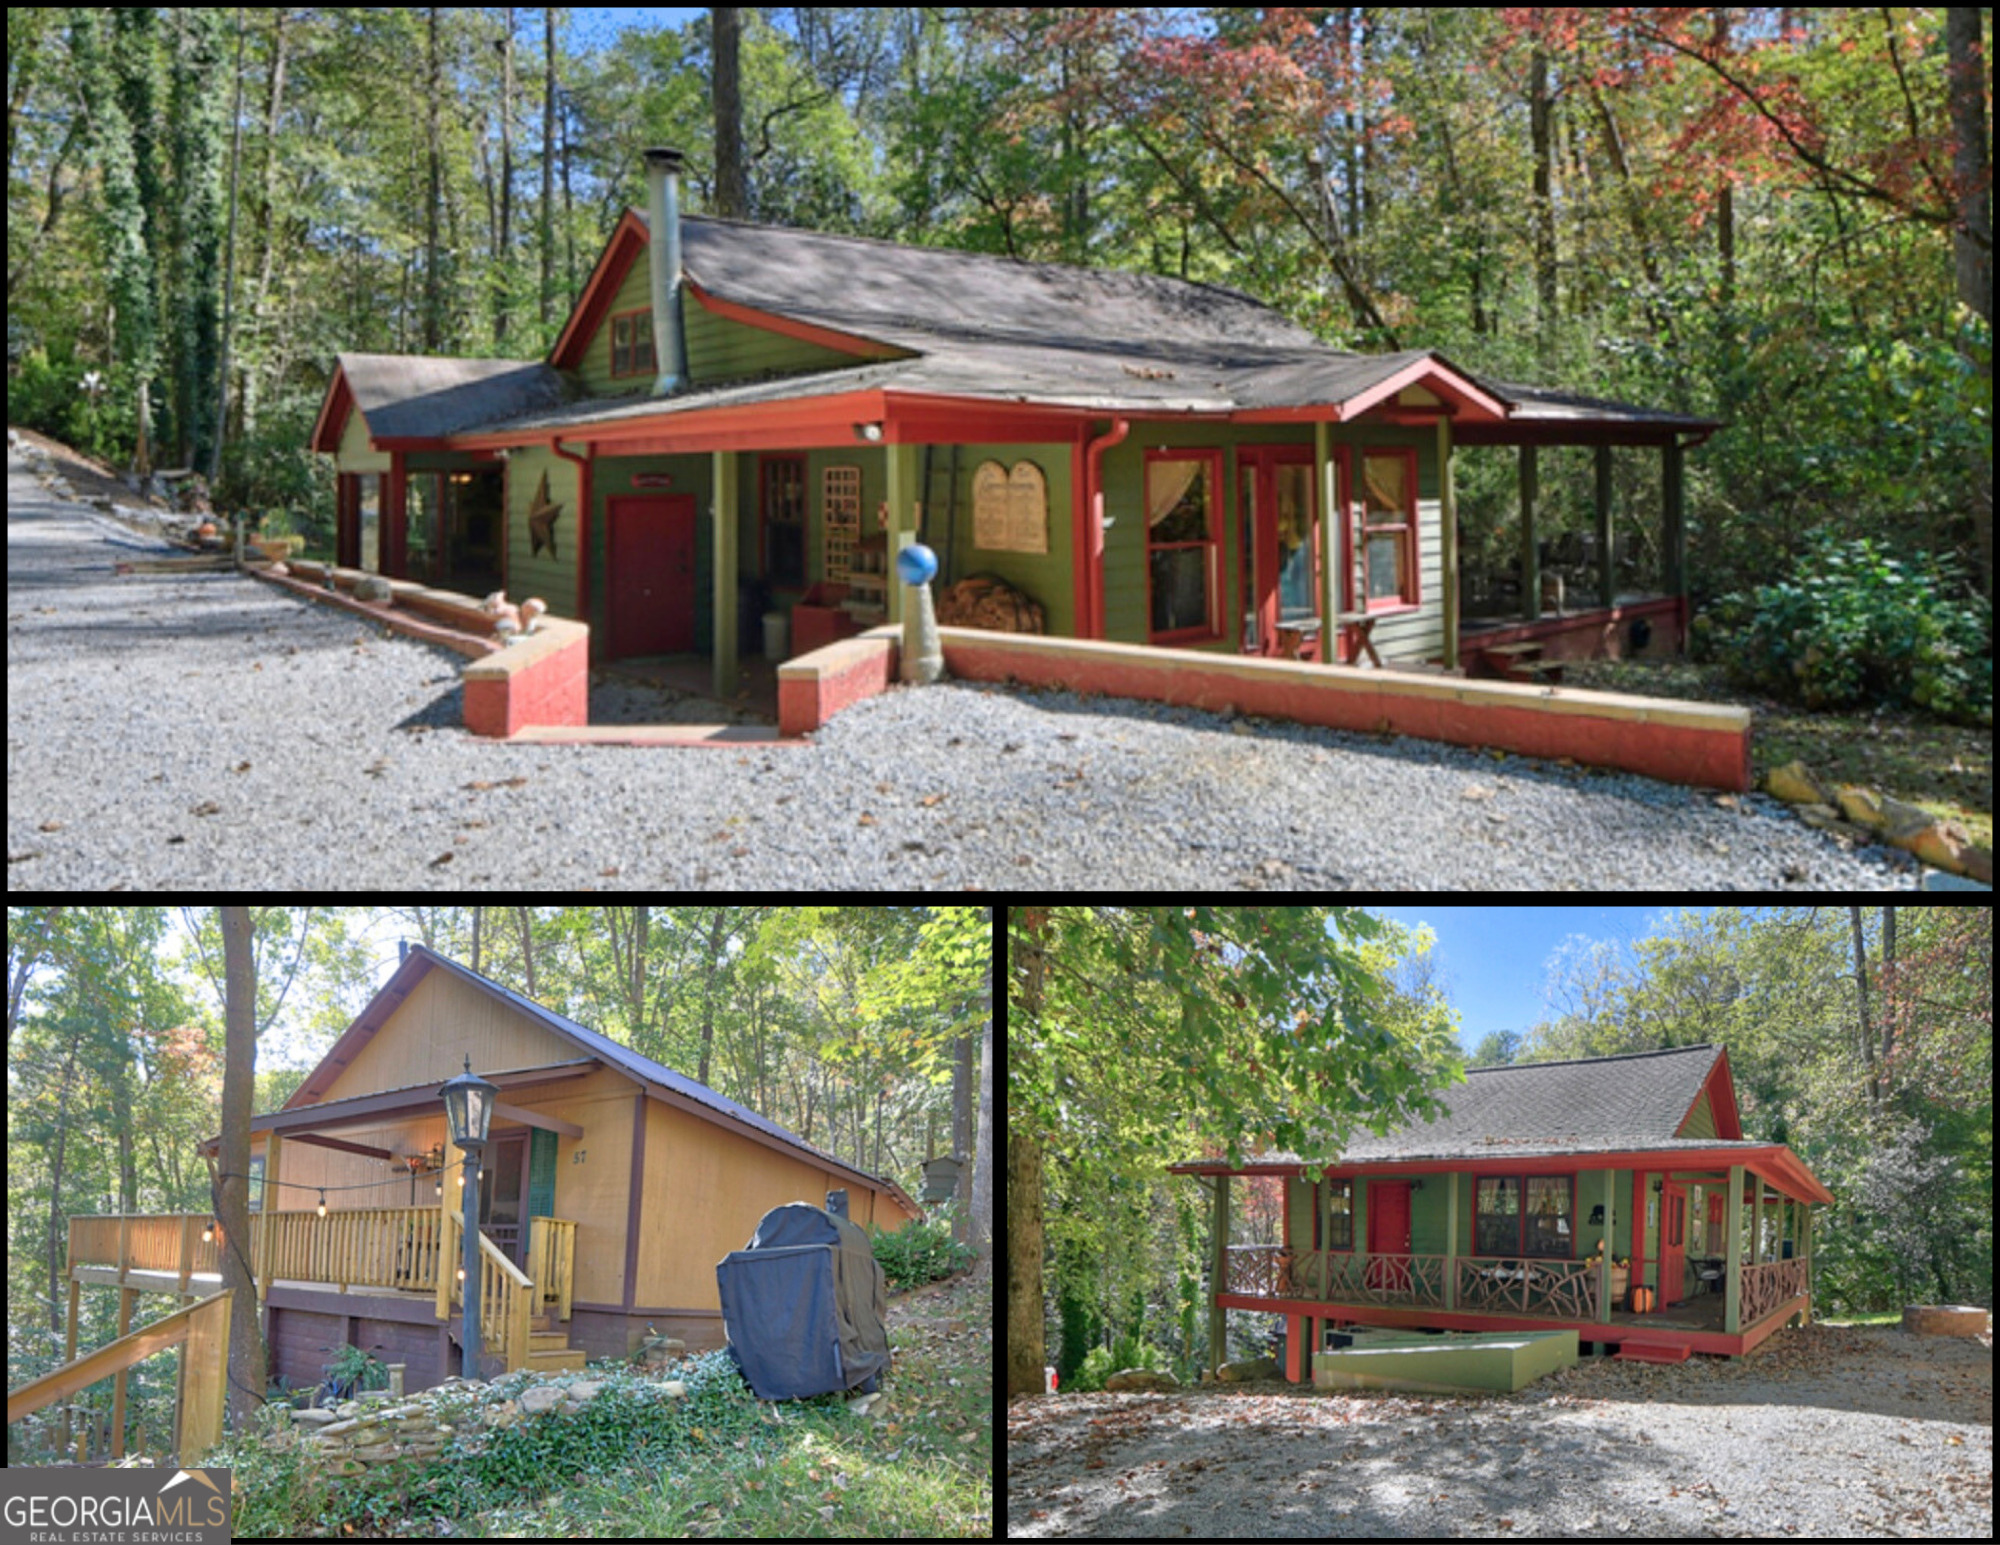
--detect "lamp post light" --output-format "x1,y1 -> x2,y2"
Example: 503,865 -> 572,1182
440,1055 -> 498,1377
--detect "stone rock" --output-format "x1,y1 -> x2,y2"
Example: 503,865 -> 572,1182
349,1443 -> 401,1463
315,1418 -> 362,1439
518,1385 -> 565,1416
486,1408 -> 521,1428
290,1407 -> 340,1428
1835,785 -> 1933,842
661,1380 -> 687,1398
1102,1368 -> 1179,1392
1899,819 -> 1982,879
565,1381 -> 604,1403
558,1400 -> 584,1415
377,1404 -> 424,1421
335,1401 -> 360,1420
354,575 -> 393,604
1217,1357 -> 1279,1383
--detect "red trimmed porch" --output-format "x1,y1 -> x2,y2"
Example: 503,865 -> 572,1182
1222,1288 -> 1812,1379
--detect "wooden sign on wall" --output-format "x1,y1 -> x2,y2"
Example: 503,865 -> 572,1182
971,459 -> 1048,554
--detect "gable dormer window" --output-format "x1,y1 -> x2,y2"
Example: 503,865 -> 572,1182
610,308 -> 656,379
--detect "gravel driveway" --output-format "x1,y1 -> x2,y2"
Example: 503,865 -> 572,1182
6,448 -> 1921,889
1007,1324 -> 1991,1538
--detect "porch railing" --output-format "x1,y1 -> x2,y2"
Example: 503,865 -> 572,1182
1454,1255 -> 1600,1319
1739,1257 -> 1810,1323
261,1206 -> 446,1295
527,1216 -> 576,1322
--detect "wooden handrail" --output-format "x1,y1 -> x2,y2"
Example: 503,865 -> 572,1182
8,1290 -> 232,1460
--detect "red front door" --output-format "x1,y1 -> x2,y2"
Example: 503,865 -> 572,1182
1237,446 -> 1323,658
1366,1181 -> 1412,1292
607,495 -> 697,657
1660,1182 -> 1687,1308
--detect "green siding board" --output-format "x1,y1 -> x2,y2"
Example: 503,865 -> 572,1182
1680,1090 -> 1717,1140
573,256 -> 656,398
504,444 -> 579,616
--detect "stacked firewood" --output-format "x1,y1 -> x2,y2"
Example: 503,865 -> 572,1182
935,573 -> 1045,634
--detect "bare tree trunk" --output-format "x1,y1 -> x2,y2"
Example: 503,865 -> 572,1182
218,906 -> 266,1428
242,8 -> 287,436
470,904 -> 482,974
423,7 -> 444,351
1530,38 -> 1557,374
44,1020 -> 84,1335
210,7 -> 246,479
1947,7 -> 1992,597
972,969 -> 992,1261
712,7 -> 746,217
539,7 -> 556,328
516,905 -> 536,997
495,6 -> 513,345
1007,907 -> 1048,1397
1850,905 -> 1880,1117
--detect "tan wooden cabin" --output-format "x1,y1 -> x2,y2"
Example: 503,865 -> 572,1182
64,943 -> 922,1396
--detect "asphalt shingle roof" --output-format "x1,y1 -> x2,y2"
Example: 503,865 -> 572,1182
338,351 -> 568,440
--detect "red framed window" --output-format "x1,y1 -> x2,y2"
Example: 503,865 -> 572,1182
1359,447 -> 1420,611
760,454 -> 807,589
1474,1173 -> 1575,1257
1321,1179 -> 1354,1251
609,308 -> 656,379
1144,448 -> 1223,643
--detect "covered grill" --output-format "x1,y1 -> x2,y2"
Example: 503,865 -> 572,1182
716,1201 -> 891,1400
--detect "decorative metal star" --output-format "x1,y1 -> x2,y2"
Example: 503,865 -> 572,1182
527,470 -> 564,559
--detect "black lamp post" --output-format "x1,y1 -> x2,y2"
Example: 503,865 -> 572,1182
440,1055 -> 498,1376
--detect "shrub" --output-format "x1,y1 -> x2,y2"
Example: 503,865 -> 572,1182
1704,537 -> 1991,724
1072,1336 -> 1171,1393
868,1202 -> 976,1291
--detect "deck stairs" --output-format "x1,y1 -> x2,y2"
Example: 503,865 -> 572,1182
447,1312 -> 588,1373
1614,1341 -> 1692,1364
1468,639 -> 1565,684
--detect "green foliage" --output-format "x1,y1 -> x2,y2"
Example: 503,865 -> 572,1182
866,1204 -> 975,1291
1705,538 -> 1991,723
1071,1335 -> 1171,1394
318,1342 -> 389,1399
215,396 -> 338,547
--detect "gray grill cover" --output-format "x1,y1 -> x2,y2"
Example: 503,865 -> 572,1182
716,1202 -> 891,1400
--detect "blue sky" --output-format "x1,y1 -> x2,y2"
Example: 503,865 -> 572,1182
1370,906 -> 1714,1051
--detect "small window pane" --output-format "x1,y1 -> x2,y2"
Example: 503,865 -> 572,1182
1147,461 -> 1211,544
1367,533 -> 1403,600
1475,1176 -> 1520,1255
1524,1176 -> 1573,1258
1324,1180 -> 1353,1250
1150,547 -> 1209,633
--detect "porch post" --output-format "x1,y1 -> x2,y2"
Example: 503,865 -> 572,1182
1316,421 -> 1339,661
258,1131 -> 282,1302
1439,416 -> 1459,669
1518,445 -> 1539,621
1599,1170 -> 1615,1323
1723,1162 -> 1744,1335
1443,1171 -> 1459,1310
711,450 -> 740,701
1662,438 -> 1687,632
1594,445 -> 1614,608
1208,1173 -> 1230,1376
885,442 -> 919,628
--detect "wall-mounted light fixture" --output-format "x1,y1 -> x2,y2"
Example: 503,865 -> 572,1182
854,422 -> 884,443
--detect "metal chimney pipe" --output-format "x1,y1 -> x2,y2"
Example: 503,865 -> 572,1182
643,147 -> 689,396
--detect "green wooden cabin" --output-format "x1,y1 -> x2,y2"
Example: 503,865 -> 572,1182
312,147 -> 1716,693
1169,1045 -> 1833,1372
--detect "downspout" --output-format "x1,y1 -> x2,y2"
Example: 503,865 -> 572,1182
1082,418 -> 1130,639
642,147 -> 689,395
552,439 -> 592,637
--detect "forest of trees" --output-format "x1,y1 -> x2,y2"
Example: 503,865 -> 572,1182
1011,905 -> 1991,1397
6,904 -> 992,1444
6,7 -> 1991,628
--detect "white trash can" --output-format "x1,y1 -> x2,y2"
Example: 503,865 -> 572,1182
762,610 -> 789,660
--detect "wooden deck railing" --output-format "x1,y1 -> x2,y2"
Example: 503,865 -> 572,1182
1739,1257 -> 1810,1323
260,1206 -> 446,1295
528,1216 -> 576,1322
6,1291 -> 231,1464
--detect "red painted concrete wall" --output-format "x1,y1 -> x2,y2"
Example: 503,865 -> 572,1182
777,636 -> 897,737
938,629 -> 1749,790
462,625 -> 590,737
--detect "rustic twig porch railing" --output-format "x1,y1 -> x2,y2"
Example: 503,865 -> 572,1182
1739,1257 -> 1810,1324
1454,1256 -> 1600,1318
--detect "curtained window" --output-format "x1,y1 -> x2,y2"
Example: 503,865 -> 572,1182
1146,453 -> 1220,640
610,309 -> 656,379
1361,449 -> 1418,609
1323,1179 -> 1353,1250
